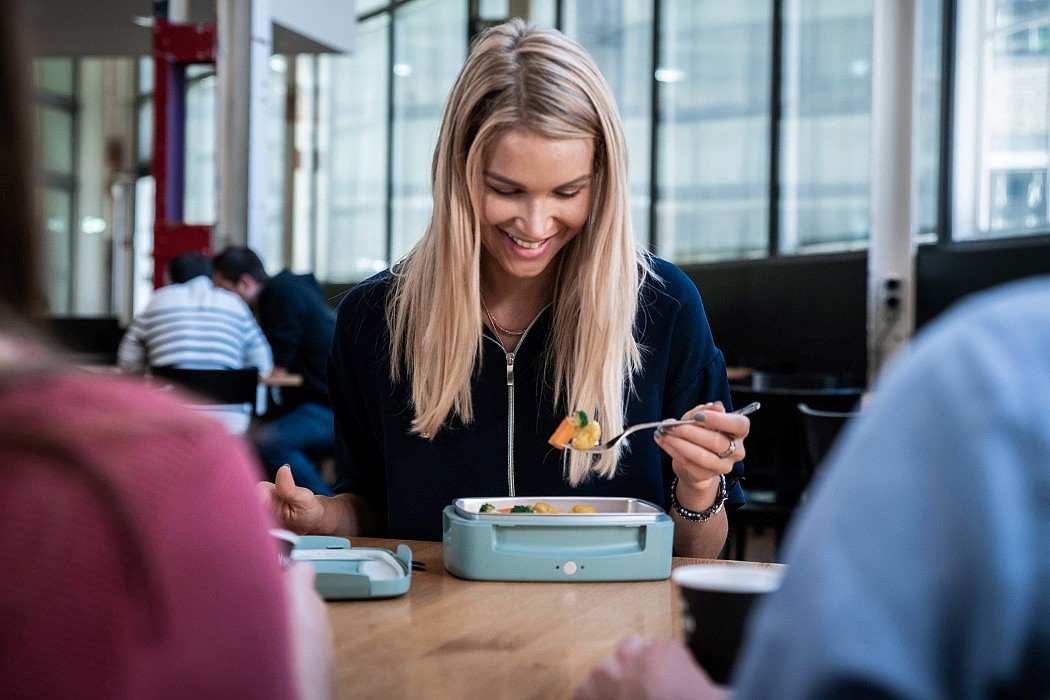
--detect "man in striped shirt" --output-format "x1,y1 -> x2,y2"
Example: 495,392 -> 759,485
118,252 -> 273,434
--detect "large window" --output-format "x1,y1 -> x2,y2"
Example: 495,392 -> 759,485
564,0 -> 655,246
656,2 -> 772,262
313,0 -> 466,283
390,0 -> 468,261
316,14 -> 392,281
34,57 -> 77,314
180,60 -> 288,268
956,0 -> 1050,239
184,65 -> 218,225
779,1 -> 873,255
41,0 -> 1050,300
653,0 -> 943,262
301,0 -> 952,279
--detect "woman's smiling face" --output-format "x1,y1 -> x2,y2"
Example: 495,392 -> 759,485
479,128 -> 594,285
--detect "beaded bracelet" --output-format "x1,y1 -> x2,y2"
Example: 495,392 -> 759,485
670,473 -> 727,522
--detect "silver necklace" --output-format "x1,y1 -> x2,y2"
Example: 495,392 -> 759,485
480,293 -> 526,337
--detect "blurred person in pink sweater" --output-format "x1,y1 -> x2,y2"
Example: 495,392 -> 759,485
0,1 -> 332,696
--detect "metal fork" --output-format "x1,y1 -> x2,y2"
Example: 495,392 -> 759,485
562,401 -> 761,454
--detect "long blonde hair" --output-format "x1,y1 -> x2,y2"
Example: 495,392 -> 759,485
387,19 -> 653,484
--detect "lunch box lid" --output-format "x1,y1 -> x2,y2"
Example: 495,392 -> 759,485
292,535 -> 412,600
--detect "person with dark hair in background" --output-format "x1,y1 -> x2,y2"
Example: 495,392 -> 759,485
167,250 -> 213,285
212,245 -> 337,496
0,1 -> 332,696
118,251 -> 273,434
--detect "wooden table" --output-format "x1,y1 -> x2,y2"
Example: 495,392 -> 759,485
259,372 -> 303,387
327,537 -> 779,699
726,366 -> 754,382
75,366 -> 304,389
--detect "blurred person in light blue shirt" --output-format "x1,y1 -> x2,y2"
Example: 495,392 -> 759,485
118,251 -> 273,434
575,276 -> 1050,700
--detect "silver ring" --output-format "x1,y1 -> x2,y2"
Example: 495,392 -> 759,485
717,438 -> 736,460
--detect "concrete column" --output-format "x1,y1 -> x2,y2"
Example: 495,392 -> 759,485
867,0 -> 919,384
215,0 -> 273,256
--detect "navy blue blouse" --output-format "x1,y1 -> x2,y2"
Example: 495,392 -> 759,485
327,257 -> 743,541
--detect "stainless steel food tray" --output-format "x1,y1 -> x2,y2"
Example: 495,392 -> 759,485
453,496 -> 665,525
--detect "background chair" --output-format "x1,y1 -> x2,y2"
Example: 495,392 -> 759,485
797,402 -> 861,479
47,316 -> 125,365
150,366 -> 261,407
728,374 -> 863,561
150,366 -> 263,434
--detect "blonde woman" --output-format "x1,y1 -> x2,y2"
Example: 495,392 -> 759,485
264,19 -> 751,558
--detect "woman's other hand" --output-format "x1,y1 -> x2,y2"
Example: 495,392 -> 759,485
259,464 -> 326,535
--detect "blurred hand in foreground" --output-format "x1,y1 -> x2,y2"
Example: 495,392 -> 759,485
285,562 -> 334,700
574,635 -> 729,700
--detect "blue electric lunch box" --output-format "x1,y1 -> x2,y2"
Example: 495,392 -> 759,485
442,496 -> 674,582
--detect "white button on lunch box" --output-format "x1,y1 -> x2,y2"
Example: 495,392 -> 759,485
562,561 -> 577,575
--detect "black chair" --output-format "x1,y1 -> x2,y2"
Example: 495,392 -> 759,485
728,377 -> 863,561
47,315 -> 125,365
797,402 -> 861,478
150,366 -> 262,415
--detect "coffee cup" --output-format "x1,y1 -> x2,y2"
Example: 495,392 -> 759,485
672,562 -> 784,684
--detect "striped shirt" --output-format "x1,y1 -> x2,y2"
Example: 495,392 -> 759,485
118,276 -> 273,432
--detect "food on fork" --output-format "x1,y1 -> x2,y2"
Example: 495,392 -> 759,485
548,410 -> 602,450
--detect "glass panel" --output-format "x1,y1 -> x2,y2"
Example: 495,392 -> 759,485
184,65 -> 217,224
137,98 -> 153,165
391,0 -> 468,261
133,177 -> 156,316
137,58 -> 153,165
37,104 -> 75,176
42,187 -> 73,314
961,0 -> 1050,239
916,0 -> 943,242
356,0 -> 390,16
315,13 -> 394,281
528,0 -> 558,27
563,0 -> 654,247
479,0 -> 509,19
656,1 -> 772,262
138,56 -> 153,94
317,13 -> 392,282
779,0 -> 873,255
291,56 -> 318,271
34,58 -> 75,95
262,55 -> 288,270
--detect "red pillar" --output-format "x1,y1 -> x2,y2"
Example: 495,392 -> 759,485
150,19 -> 216,288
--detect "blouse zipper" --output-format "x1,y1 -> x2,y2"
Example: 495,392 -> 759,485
484,305 -> 549,497
506,350 -> 516,496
